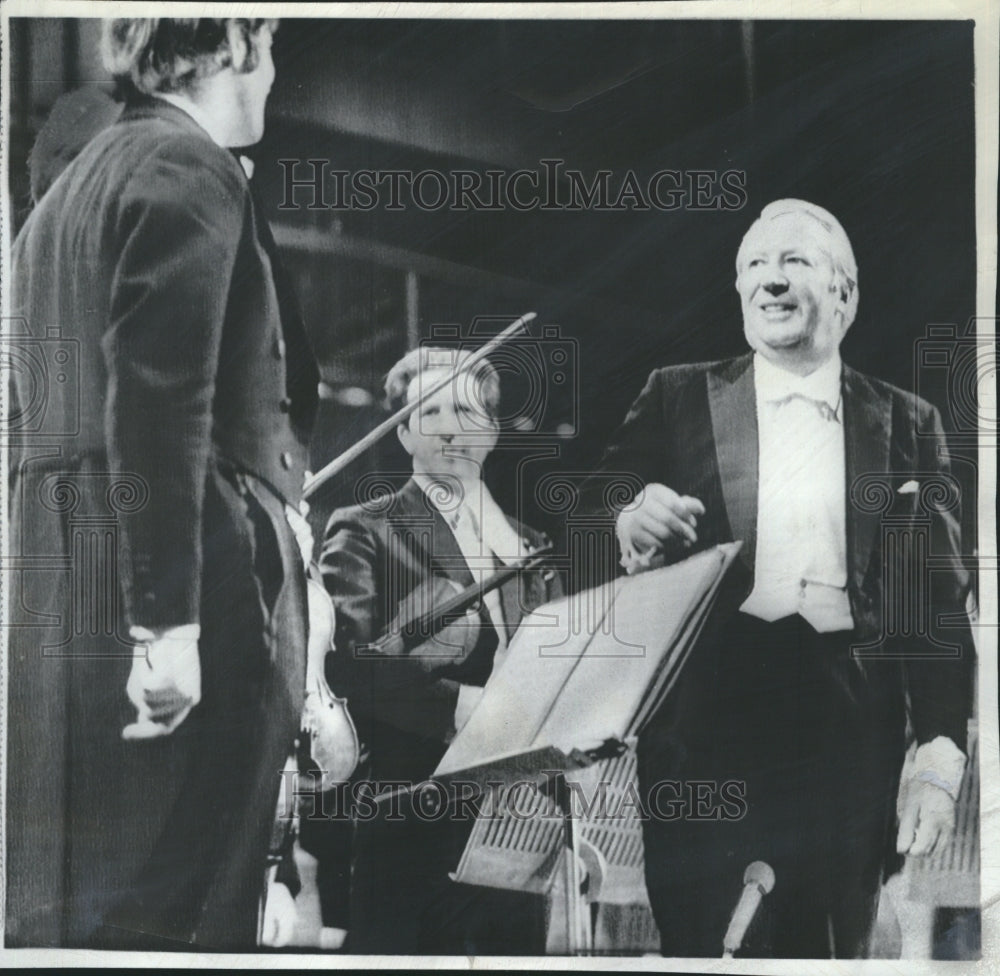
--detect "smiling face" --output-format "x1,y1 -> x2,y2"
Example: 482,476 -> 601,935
397,369 -> 499,483
736,213 -> 852,374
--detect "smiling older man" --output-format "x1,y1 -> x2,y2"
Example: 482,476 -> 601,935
587,200 -> 974,957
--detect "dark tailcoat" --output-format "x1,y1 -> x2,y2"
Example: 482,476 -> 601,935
585,352 -> 974,956
6,97 -> 318,948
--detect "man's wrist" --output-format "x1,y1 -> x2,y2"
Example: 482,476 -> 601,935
130,623 -> 201,643
911,736 -> 966,802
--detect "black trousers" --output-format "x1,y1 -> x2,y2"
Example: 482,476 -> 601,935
638,612 -> 905,959
347,783 -> 547,956
342,726 -> 547,956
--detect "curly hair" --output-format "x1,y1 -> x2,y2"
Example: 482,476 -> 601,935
101,18 -> 278,95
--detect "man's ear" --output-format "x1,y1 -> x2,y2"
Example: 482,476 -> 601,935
483,416 -> 500,454
397,422 -> 414,457
226,22 -> 250,72
830,267 -> 851,303
833,275 -> 858,335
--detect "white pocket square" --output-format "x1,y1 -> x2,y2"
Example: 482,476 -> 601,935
898,480 -> 920,494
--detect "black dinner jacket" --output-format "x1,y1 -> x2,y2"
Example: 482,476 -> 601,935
586,352 -> 974,750
320,477 -> 563,779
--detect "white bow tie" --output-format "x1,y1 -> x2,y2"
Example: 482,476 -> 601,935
770,390 -> 841,423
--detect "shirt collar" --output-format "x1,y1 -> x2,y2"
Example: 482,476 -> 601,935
753,352 -> 843,410
413,472 -> 480,522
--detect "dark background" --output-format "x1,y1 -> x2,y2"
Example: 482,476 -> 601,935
6,17 -> 979,546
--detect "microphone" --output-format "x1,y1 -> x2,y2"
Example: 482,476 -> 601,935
722,860 -> 775,958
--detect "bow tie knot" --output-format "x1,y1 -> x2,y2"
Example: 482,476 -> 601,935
771,391 -> 841,422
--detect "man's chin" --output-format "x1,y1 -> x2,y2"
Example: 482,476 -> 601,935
753,328 -> 812,354
429,461 -> 483,481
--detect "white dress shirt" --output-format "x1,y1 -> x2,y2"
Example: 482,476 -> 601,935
740,353 -> 855,633
414,476 -> 528,728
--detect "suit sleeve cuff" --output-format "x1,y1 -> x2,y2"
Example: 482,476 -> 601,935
911,736 -> 967,802
129,623 -> 202,642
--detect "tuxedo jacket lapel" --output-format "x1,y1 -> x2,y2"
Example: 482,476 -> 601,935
392,481 -> 553,640
707,354 -> 758,571
391,480 -> 475,589
842,366 -> 892,594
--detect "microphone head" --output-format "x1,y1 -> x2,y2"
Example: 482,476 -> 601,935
744,860 -> 775,894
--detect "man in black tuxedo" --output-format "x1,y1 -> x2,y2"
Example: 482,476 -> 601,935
6,18 -> 317,948
315,347 -> 562,953
588,200 -> 974,957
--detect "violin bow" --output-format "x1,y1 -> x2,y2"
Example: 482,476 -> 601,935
394,545 -> 555,650
303,311 -> 537,499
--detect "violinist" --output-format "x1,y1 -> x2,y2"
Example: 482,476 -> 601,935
315,346 -> 562,953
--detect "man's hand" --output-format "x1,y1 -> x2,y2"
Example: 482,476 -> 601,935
122,626 -> 201,740
617,483 -> 706,563
390,576 -> 481,670
260,880 -> 298,948
896,777 -> 957,857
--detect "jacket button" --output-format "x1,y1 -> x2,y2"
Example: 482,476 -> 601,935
280,451 -> 293,470
273,337 -> 286,360
279,397 -> 292,413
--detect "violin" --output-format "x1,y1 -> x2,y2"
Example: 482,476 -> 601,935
342,546 -> 556,696
300,572 -> 362,791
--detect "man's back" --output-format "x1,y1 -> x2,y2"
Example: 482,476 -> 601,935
12,99 -> 315,507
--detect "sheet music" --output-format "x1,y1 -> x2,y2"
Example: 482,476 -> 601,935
436,543 -> 741,776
